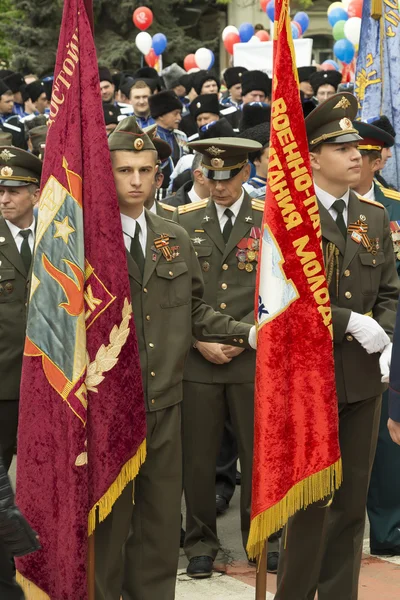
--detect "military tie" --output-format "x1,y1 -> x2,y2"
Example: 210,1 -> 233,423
222,208 -> 234,243
130,222 -> 145,276
332,199 -> 347,239
19,229 -> 32,272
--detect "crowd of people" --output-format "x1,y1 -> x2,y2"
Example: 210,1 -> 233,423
1,55 -> 400,600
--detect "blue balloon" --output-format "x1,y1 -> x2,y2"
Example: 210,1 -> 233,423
328,7 -> 349,27
294,12 -> 310,33
208,50 -> 215,69
291,22 -> 300,40
266,0 -> 275,21
322,59 -> 340,71
239,22 -> 255,43
334,38 -> 355,64
152,33 -> 167,56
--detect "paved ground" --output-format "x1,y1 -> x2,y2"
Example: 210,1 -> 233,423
177,486 -> 400,599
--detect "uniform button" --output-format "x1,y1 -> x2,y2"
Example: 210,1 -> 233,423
344,269 -> 350,277
346,335 -> 353,342
0,275 -> 2,280
221,283 -> 228,290
151,399 -> 155,405
195,251 -> 198,256
25,302 -> 28,307
220,303 -> 227,310
149,342 -> 154,348
345,291 -> 352,299
151,371 -> 155,377
169,271 -> 173,276
239,339 -> 244,344
222,264 -> 229,271
233,338 -> 238,342
143,287 -> 148,293
146,315 -> 151,321
372,259 -> 376,265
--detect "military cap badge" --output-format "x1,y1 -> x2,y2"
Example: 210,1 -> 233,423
0,149 -> 16,162
339,118 -> 352,131
134,138 -> 144,151
334,96 -> 351,110
211,158 -> 224,168
0,166 -> 13,177
206,146 -> 226,156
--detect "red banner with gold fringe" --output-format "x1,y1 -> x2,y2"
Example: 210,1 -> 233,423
247,0 -> 342,560
15,0 -> 146,597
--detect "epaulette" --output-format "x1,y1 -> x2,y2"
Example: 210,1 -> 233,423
158,202 -> 176,213
251,198 -> 265,212
178,199 -> 209,214
359,196 -> 384,209
381,187 -> 400,201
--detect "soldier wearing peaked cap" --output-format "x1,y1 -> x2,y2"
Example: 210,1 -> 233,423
94,117 -> 256,600
275,93 -> 399,600
309,69 -> 342,104
172,137 -> 280,576
0,147 -> 42,472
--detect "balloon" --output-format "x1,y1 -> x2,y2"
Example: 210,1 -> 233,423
224,32 -> 241,55
344,16 -> 361,45
132,6 -> 153,31
292,21 -> 303,37
291,22 -> 300,39
195,47 -> 214,70
249,36 -> 262,44
183,54 -> 197,71
328,7 -> 349,26
260,0 -> 268,10
135,31 -> 153,55
222,25 -> 239,41
334,38 -> 355,64
321,59 -> 341,71
152,33 -> 167,56
328,1 -> 346,14
332,19 -> 347,40
347,0 -> 363,18
239,22 -> 255,43
266,0 -> 275,21
255,29 -> 270,41
294,12 -> 310,33
145,49 -> 157,68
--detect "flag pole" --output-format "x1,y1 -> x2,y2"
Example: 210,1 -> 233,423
255,541 -> 268,599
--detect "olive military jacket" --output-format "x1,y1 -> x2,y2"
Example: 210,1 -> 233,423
373,180 -> 400,276
127,209 -> 252,412
173,192 -> 263,384
0,218 -> 30,400
154,201 -> 176,220
320,190 -> 399,405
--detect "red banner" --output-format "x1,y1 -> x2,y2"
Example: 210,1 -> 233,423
15,0 -> 146,597
247,0 -> 342,560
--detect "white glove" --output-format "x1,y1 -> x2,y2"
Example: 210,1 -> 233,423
379,342 -> 393,383
249,326 -> 257,350
346,312 -> 390,354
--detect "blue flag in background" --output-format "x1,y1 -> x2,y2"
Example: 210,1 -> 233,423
355,0 -> 400,189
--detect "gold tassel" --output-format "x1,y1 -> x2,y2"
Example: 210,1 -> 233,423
371,0 -> 382,20
88,439 -> 146,535
16,572 -> 51,600
246,458 -> 342,560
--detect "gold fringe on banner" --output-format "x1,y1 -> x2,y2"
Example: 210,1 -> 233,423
371,0 -> 382,20
16,573 -> 51,600
88,439 -> 146,535
246,459 -> 342,560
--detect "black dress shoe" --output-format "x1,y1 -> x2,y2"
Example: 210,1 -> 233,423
216,494 -> 229,515
370,546 -> 400,556
187,556 -> 213,578
180,527 -> 185,548
247,551 -> 280,574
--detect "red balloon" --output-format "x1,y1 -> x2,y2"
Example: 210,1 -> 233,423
145,49 -> 157,68
255,30 -> 270,42
183,54 -> 197,71
347,0 -> 363,18
224,32 -> 241,55
132,6 -> 153,31
260,0 -> 268,10
292,21 -> 302,36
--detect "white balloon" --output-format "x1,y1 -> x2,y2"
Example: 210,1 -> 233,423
195,47 -> 213,70
222,25 -> 239,41
342,0 -> 351,8
135,31 -> 152,55
344,16 -> 361,46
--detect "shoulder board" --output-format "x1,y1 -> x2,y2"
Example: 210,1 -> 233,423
220,105 -> 238,116
158,202 -> 176,213
381,187 -> 400,201
358,196 -> 384,209
251,199 -> 265,212
178,200 -> 208,215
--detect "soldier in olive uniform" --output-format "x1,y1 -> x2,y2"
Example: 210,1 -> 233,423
173,138 -> 282,576
94,118 -> 256,600
351,120 -> 400,557
0,147 -> 42,470
275,94 -> 399,600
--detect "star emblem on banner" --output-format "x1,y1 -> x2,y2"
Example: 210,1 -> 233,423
53,216 -> 75,244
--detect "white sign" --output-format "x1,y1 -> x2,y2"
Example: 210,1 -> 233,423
233,38 -> 313,77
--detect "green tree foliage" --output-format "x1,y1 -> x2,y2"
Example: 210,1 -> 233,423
0,0 -> 22,65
